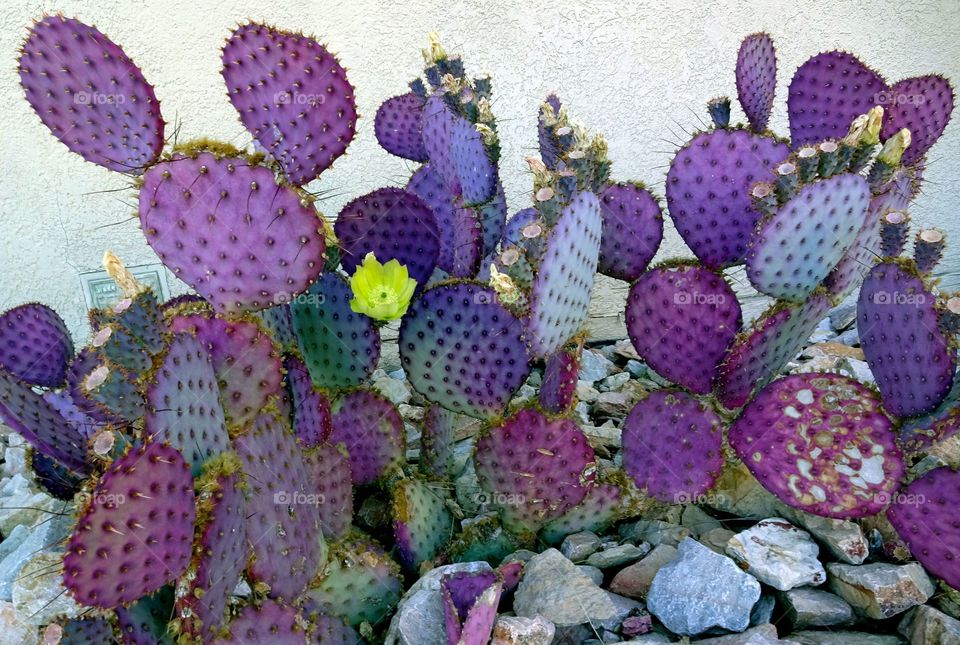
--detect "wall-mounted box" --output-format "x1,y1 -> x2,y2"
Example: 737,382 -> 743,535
79,264 -> 170,310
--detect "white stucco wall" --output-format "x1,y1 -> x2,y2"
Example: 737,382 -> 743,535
2,0 -> 959,344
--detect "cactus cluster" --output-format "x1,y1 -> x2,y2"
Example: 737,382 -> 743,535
4,14 -> 958,643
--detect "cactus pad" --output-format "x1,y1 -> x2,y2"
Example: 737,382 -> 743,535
716,293 -> 834,409
304,612 -> 361,644
626,263 -> 741,394
375,92 -> 428,161
881,75 -> 954,166
597,183 -> 664,282
539,93 -> 563,169
623,390 -> 725,504
65,348 -> 124,424
335,187 -> 440,287
139,151 -> 326,314
787,51 -> 887,146
475,408 -> 596,534
541,482 -> 622,545
115,587 -> 175,645
392,476 -> 454,570
747,173 -> 870,301
399,282 -> 530,418
887,467 -> 960,588
144,333 -> 228,476
284,355 -> 333,446
18,15 -> 163,172
291,272 -> 381,391
824,197 -> 885,299
235,413 -> 322,602
420,405 -> 457,480
304,443 -> 353,540
59,617 -> 117,644
213,600 -> 305,644
441,570 -> 502,645
730,373 -> 905,518
221,23 -> 356,185
899,380 -> 960,453
30,449 -> 84,500
858,261 -> 957,417
330,389 -> 405,485
528,191 -> 602,356
64,442 -> 195,607
451,113 -> 497,206
539,346 -> 580,414
0,303 -> 73,387
736,33 -> 777,132
666,128 -> 789,268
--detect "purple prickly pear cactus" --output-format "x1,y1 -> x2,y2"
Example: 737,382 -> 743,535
330,389 -> 405,485
304,442 -> 353,540
393,476 -> 454,570
824,194 -> 888,299
376,92 -> 429,161
59,617 -> 118,643
475,408 -> 596,534
623,390 -> 724,504
212,600 -> 306,644
115,587 -> 175,645
666,129 -> 789,268
221,23 -> 357,185
479,182 -> 508,258
747,173 -> 870,301
306,612 -> 361,644
730,373 -> 904,518
539,93 -> 563,169
64,442 -> 195,607
0,303 -> 74,387
451,112 -> 497,206
887,467 -> 960,588
422,94 -> 462,193
400,282 -> 531,419
626,263 -> 741,394
441,570 -> 502,645
420,405 -> 457,480
736,33 -> 777,132
335,187 -> 440,287
881,75 -> 954,166
597,182 -> 664,282
542,482 -> 622,545
858,261 -> 957,417
539,344 -> 580,414
18,15 -> 164,173
30,449 -> 84,501
139,151 -> 326,314
283,355 -> 333,447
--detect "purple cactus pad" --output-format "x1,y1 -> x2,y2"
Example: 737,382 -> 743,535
116,587 -> 175,645
422,94 -> 462,193
441,570 -> 502,645
375,92 -> 428,161
213,600 -> 306,644
0,303 -> 73,387
304,442 -> 353,540
420,405 -> 457,480
450,113 -> 497,206
538,93 -> 563,169
284,355 -> 333,446
330,389 -> 405,485
736,33 -> 777,132
392,476 -> 454,570
597,183 -> 664,282
881,75 -> 954,166
824,194 -> 886,299
542,482 -> 622,545
539,346 -> 580,414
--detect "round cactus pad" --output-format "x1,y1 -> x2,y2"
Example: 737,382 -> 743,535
291,271 -> 381,391
736,33 -> 777,132
541,482 -> 622,545
528,191 -> 603,356
622,390 -> 725,504
730,373 -> 905,518
392,476 -> 454,570
213,600 -> 305,644
747,173 -> 870,301
421,94 -> 497,205
788,51 -> 887,147
539,346 -> 580,414
881,75 -> 954,166
597,183 -> 664,282
303,442 -> 353,540
0,303 -> 74,387
399,282 -> 530,419
626,263 -> 741,394
716,293 -> 833,409
474,408 -> 596,534
330,389 -> 404,485
899,380 -> 960,453
335,187 -> 440,288
18,15 -> 163,172
64,442 -> 195,608
375,92 -> 429,161
221,23 -> 356,185
858,261 -> 957,417
666,128 -> 789,268
887,467 -> 960,589
139,152 -> 326,314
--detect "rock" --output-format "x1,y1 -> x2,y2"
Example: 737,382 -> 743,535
598,372 -> 631,392
785,631 -> 904,645
0,513 -> 73,601
835,328 -> 860,346
608,544 -> 678,600
560,531 -> 602,562
11,552 -> 81,625
577,565 -> 604,586
776,506 -> 868,565
582,424 -> 622,450
828,303 -> 858,331
900,604 -> 960,644
585,543 -> 649,569
526,371 -> 543,388
579,350 -> 618,383
726,518 -> 826,591
827,562 -> 934,619
0,475 -> 61,536
596,591 -> 643,632
620,519 -> 690,547
681,505 -> 724,537
802,341 -> 864,360
623,634 -> 672,643
700,528 -> 736,554
1,447 -> 26,478
503,550 -> 538,564
513,549 -> 619,626
575,402 -> 592,425
513,383 -> 537,406
646,538 -> 761,636
621,614 -> 653,637
843,358 -> 874,384
591,391 -> 633,420
398,404 -> 425,422
454,460 -> 483,516
779,588 -> 854,630
357,494 -> 392,531
750,593 -> 775,626
0,601 -> 38,645
490,615 -> 555,645
706,463 -> 782,520
372,375 -> 412,405
610,339 -> 641,362
625,360 -> 647,379
692,624 -> 780,644
385,561 -> 492,645
577,380 -> 600,403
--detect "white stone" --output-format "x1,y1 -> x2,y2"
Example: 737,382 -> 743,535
0,601 -> 38,645
11,552 -> 81,625
726,518 -> 826,591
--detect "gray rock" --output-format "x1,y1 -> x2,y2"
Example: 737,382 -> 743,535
526,371 -> 543,388
575,402 -> 592,425
586,543 -> 649,569
0,475 -> 62,536
681,505 -> 724,537
625,360 -> 648,379
700,527 -> 736,554
843,359 -> 874,384
608,544 -> 677,600
827,562 -> 934,619
490,615 -> 555,645
385,561 -> 492,645
595,592 -> 643,631
592,391 -> 633,420
514,549 -> 619,626
726,518 -> 826,591
785,631 -> 905,645
776,505 -> 869,565
620,519 -> 690,547
577,381 -> 600,403
372,375 -> 412,405
454,460 -> 483,516
513,383 -> 537,406
503,549 -> 538,564
610,339 -> 642,362
11,551 -> 80,625
560,531 -> 602,562
646,538 -> 761,636
835,328 -> 859,346
622,634 -> 672,643
0,513 -> 73,601
580,350 -> 618,383
598,372 -> 631,392
899,604 -> 960,644
578,565 -> 604,586
706,463 -> 782,520
749,593 -> 775,626
692,624 -> 780,644
779,588 -> 854,629
0,600 -> 38,645
828,303 -> 858,331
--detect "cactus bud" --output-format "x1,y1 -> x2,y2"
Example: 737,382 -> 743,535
880,211 -> 911,257
796,147 -> 819,182
751,182 -> 777,217
489,264 -> 522,305
103,251 -> 145,298
707,96 -> 732,129
475,123 -> 497,147
878,128 -> 911,166
864,106 -> 884,145
817,140 -> 839,177
774,162 -> 799,202
915,228 -> 946,274
422,32 -> 446,64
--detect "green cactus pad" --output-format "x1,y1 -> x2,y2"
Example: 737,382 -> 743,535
116,586 -> 175,645
392,476 -> 454,570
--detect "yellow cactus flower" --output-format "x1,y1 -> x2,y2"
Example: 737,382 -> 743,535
349,253 -> 417,321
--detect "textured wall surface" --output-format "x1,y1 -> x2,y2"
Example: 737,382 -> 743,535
2,0 -> 958,345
